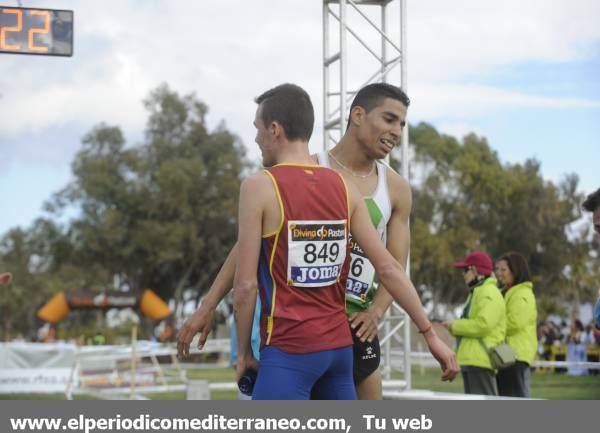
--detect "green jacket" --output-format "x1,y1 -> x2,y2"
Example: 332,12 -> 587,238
451,276 -> 506,370
504,281 -> 538,365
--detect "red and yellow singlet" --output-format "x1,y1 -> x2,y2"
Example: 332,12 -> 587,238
257,164 -> 353,353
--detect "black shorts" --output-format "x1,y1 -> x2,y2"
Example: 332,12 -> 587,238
352,331 -> 381,385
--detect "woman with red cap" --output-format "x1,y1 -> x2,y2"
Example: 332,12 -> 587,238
442,251 -> 506,395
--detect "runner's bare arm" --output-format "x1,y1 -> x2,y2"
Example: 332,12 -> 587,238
346,180 -> 459,381
233,173 -> 268,378
176,243 -> 237,358
350,171 -> 411,342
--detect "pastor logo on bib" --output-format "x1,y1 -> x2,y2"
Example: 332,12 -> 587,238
290,223 -> 346,242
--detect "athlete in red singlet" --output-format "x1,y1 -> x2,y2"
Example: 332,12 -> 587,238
257,165 -> 351,354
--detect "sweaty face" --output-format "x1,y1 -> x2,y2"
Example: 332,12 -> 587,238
495,260 -> 514,287
356,97 -> 407,159
254,105 -> 276,167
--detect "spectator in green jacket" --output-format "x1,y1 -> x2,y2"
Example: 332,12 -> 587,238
495,252 -> 537,397
442,251 -> 506,395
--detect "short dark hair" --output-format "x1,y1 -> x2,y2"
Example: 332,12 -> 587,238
255,83 -> 314,142
582,188 -> 600,212
350,82 -> 410,113
497,252 -> 532,285
346,83 -> 409,129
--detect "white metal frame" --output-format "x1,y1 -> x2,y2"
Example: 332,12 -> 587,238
322,0 -> 411,388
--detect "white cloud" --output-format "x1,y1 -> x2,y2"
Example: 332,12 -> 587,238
0,0 -> 599,158
407,0 -> 600,81
410,83 -> 600,120
1,0 -> 599,234
0,0 -> 324,162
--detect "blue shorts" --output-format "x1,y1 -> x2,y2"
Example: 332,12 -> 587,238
252,345 -> 356,400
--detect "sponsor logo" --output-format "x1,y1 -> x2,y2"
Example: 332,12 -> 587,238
68,293 -> 137,308
346,278 -> 369,295
290,223 -> 346,242
362,346 -> 377,360
292,264 -> 341,284
106,296 -> 137,307
68,295 -> 96,307
348,236 -> 366,256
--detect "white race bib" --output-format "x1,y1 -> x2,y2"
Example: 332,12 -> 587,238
287,220 -> 347,288
345,237 -> 377,301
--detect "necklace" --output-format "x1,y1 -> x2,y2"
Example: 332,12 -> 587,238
328,151 -> 375,178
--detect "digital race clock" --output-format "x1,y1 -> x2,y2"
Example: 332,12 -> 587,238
0,6 -> 73,56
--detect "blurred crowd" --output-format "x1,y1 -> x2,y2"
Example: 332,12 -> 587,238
538,318 -> 600,347
537,318 -> 600,376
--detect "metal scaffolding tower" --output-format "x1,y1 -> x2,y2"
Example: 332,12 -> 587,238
322,0 -> 412,389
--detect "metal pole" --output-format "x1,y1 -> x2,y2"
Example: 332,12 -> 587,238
323,1 -> 330,150
339,0 -> 348,135
381,0 -> 392,382
321,0 -> 412,390
130,325 -> 137,399
381,2 -> 388,83
399,0 -> 411,390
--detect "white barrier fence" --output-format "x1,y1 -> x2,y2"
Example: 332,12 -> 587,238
0,338 -> 235,397
2,340 -> 598,398
0,342 -> 77,393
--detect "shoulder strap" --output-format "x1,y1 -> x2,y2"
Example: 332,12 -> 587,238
371,161 -> 392,224
477,338 -> 490,353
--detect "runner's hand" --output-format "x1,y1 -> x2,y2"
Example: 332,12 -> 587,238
176,304 -> 215,359
236,354 -> 260,382
423,328 -> 459,382
441,320 -> 453,331
348,310 -> 380,342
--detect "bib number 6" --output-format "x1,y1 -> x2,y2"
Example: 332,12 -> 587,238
351,257 -> 363,277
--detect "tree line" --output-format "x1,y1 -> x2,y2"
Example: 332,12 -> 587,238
397,124 -> 598,315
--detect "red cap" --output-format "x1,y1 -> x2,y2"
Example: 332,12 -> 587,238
453,251 -> 493,276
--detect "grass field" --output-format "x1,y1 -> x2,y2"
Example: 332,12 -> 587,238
3,367 -> 598,400
403,367 -> 600,400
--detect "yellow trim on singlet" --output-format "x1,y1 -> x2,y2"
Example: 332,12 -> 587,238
262,170 -> 285,345
262,170 -> 285,238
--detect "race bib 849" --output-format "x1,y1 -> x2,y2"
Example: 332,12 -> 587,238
287,220 -> 347,288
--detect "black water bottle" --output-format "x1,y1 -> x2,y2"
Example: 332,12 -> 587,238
237,368 -> 257,396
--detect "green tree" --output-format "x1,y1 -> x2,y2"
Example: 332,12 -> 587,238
399,122 -> 594,316
0,229 -> 31,339
0,217 -> 103,339
48,84 -> 249,308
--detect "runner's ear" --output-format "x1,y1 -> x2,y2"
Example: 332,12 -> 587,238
350,106 -> 365,127
271,121 -> 285,140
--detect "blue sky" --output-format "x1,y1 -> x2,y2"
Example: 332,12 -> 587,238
1,0 -> 599,236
